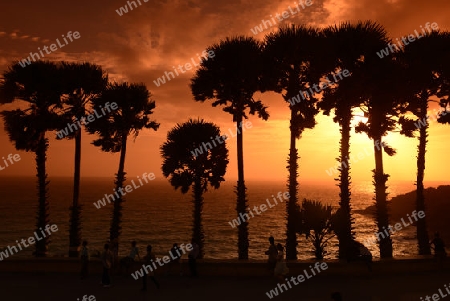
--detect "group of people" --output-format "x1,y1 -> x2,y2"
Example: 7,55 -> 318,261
79,239 -> 200,290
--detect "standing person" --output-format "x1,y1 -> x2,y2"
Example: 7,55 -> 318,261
430,232 -> 447,262
80,240 -> 90,280
274,243 -> 289,281
166,243 -> 183,276
101,243 -> 114,287
120,240 -> 140,274
265,236 -> 278,275
142,245 -> 160,291
188,240 -> 199,277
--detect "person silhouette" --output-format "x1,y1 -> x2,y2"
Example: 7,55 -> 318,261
274,243 -> 289,281
141,245 -> 160,291
188,240 -> 200,277
430,232 -> 446,262
265,236 -> 278,275
80,240 -> 89,280
101,243 -> 113,287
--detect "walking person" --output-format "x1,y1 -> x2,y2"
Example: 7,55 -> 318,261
80,240 -> 90,280
265,236 -> 278,275
274,243 -> 289,282
120,240 -> 140,274
101,243 -> 114,287
142,245 -> 160,291
188,240 -> 199,277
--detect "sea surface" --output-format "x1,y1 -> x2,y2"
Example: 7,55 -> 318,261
0,177 -> 446,260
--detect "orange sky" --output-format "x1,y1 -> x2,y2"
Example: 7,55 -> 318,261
0,0 -> 449,184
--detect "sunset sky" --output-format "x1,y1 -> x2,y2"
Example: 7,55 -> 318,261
0,0 -> 449,184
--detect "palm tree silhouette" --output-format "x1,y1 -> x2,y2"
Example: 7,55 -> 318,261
0,61 -> 63,256
161,119 -> 229,258
57,62 -> 108,257
355,55 -> 408,258
263,25 -> 328,260
86,82 -> 159,256
191,36 -> 269,259
320,21 -> 390,259
398,31 -> 449,255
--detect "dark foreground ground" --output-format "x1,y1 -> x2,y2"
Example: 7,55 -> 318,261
0,260 -> 450,301
0,266 -> 449,301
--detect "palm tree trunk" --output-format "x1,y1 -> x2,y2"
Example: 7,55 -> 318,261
286,108 -> 299,260
69,129 -> 82,257
192,178 -> 204,259
416,95 -> 431,255
110,133 -> 127,258
34,134 -> 50,257
373,135 -> 392,258
337,112 -> 354,259
235,112 -> 249,260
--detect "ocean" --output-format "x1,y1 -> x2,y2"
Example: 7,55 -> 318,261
0,176 -> 444,260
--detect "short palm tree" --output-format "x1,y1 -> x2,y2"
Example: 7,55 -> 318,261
57,62 -> 108,257
190,36 -> 269,259
86,82 -> 159,255
296,199 -> 334,260
0,61 -> 63,256
161,119 -> 229,258
320,21 -> 390,259
263,25 -> 328,260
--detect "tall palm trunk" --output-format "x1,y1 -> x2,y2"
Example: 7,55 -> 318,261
110,132 -> 128,258
35,134 -> 50,257
192,177 -> 204,259
337,110 -> 354,259
373,134 -> 393,258
235,111 -> 249,260
69,128 -> 82,257
286,108 -> 299,260
416,94 -> 431,255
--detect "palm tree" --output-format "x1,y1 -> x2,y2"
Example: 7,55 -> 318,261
319,21 -> 390,259
398,31 -> 449,255
86,82 -> 159,256
263,25 -> 328,260
161,119 -> 229,258
57,62 -> 108,257
0,61 -> 63,256
190,36 -> 269,259
296,199 -> 334,260
355,55 -> 409,258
